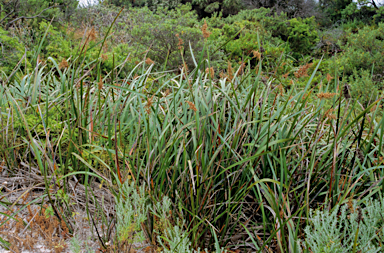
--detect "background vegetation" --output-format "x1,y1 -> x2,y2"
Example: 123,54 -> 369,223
0,0 -> 384,252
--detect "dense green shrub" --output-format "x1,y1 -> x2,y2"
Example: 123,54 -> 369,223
319,0 -> 353,22
373,7 -> 384,23
0,27 -> 25,73
38,22 -> 74,61
0,0 -> 78,29
285,17 -> 319,58
348,69 -> 382,106
221,20 -> 263,57
191,0 -> 243,16
205,8 -> 288,71
127,4 -> 204,70
341,2 -> 383,24
339,23 -> 384,77
106,0 -> 244,17
210,8 -> 319,60
106,0 -> 182,9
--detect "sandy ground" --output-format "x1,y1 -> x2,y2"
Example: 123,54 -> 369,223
0,164 -> 153,253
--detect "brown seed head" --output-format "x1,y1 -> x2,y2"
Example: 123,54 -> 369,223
145,58 -> 154,65
182,63 -> 189,73
98,75 -> 103,90
326,73 -> 333,82
163,89 -> 171,97
176,33 -> 184,50
347,199 -> 354,213
205,67 -> 215,79
186,101 -> 197,112
294,63 -> 313,78
86,27 -> 97,42
289,95 -> 295,107
325,108 -> 336,120
145,95 -> 154,115
317,92 -> 337,99
238,61 -> 246,74
101,54 -> 108,62
202,20 -> 211,39
227,61 -> 234,81
255,64 -> 260,74
277,84 -> 284,95
103,43 -> 109,53
59,59 -> 69,69
252,50 -> 261,60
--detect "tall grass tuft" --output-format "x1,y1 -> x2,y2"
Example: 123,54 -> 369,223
0,16 -> 383,252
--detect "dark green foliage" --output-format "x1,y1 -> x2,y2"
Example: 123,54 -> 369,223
37,21 -> 74,60
341,2 -> 378,23
285,16 -> 319,58
105,0 -> 245,17
127,4 -> 203,69
0,27 -> 25,73
0,0 -> 79,29
319,0 -> 353,21
373,7 -> 384,23
206,8 -> 318,61
105,0 -> 182,9
348,69 -> 382,106
190,0 -> 244,17
339,23 -> 384,77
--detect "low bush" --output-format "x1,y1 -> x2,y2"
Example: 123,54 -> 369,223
0,27 -> 25,73
126,4 -> 204,70
348,69 -> 383,106
285,16 -> 319,58
303,197 -> 384,252
339,23 -> 384,78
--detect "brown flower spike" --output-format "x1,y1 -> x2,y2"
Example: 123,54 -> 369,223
317,92 -> 337,99
145,58 -> 154,65
325,108 -> 336,120
294,63 -> 313,78
176,33 -> 184,50
227,61 -> 234,80
86,27 -> 97,42
252,50 -> 261,60
145,95 -> 154,115
98,75 -> 103,90
186,101 -> 197,112
202,20 -> 211,39
205,67 -> 214,79
58,59 -> 69,69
